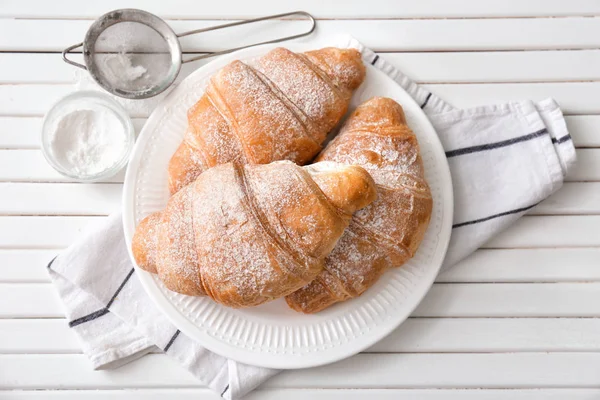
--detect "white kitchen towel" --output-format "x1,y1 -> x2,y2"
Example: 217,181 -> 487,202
340,37 -> 576,268
47,37 -> 576,399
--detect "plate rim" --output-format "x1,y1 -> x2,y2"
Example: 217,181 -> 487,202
123,41 -> 454,369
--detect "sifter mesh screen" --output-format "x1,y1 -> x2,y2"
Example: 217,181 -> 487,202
91,21 -> 174,96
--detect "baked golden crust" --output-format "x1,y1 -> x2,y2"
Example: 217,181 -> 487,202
286,97 -> 433,313
167,47 -> 366,194
132,161 -> 377,308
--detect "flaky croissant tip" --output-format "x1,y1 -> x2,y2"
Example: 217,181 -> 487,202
132,211 -> 162,274
305,161 -> 377,215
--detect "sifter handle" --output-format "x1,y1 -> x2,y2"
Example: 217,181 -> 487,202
62,42 -> 87,70
178,11 -> 316,64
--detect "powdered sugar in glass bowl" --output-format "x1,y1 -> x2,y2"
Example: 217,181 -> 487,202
41,91 -> 135,181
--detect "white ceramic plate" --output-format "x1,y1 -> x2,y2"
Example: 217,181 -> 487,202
123,43 -> 453,369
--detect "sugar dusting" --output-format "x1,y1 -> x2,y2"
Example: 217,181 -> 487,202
170,47 -> 365,193
191,163 -> 279,306
156,186 -> 204,296
288,98 -> 433,312
150,160 -> 372,307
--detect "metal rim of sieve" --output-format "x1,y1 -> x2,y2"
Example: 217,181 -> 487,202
62,9 -> 316,100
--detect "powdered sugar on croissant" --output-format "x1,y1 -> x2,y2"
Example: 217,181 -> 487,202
286,97 -> 433,313
168,47 -> 366,194
132,161 -> 377,308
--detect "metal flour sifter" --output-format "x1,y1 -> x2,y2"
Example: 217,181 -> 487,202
62,9 -> 316,99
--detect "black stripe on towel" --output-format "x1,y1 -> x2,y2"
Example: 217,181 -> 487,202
221,384 -> 230,397
68,308 -> 110,327
452,203 -> 539,229
371,54 -> 379,65
552,134 -> 572,144
445,128 -> 547,158
420,93 -> 432,109
68,268 -> 135,328
164,330 -> 181,352
105,268 -> 135,308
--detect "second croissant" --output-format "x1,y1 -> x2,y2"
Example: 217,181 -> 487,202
132,160 -> 377,308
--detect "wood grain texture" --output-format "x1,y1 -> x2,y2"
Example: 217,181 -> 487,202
438,248 -> 600,283
531,183 -> 600,214
0,150 -> 125,182
2,18 -> 600,52
2,0 -> 600,18
3,353 -> 600,389
0,250 -> 58,282
4,389 -> 600,400
3,51 -> 600,84
484,216 -> 600,248
0,216 -> 105,249
424,82 -> 600,115
0,117 -> 145,149
0,183 -> 121,215
3,317 -> 600,354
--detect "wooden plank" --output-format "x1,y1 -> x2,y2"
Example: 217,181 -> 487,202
0,53 -> 210,86
266,353 -> 600,388
438,248 -> 600,283
3,389 -> 600,400
4,83 -> 600,118
2,0 -> 600,18
4,317 -> 600,354
0,150 -> 125,183
4,247 -> 600,284
0,284 -> 64,318
0,319 -> 79,354
0,250 -> 57,283
424,82 -> 600,115
567,149 -> 600,181
3,353 -> 600,389
2,18 -> 600,52
0,117 -> 146,149
0,85 -> 165,118
566,115 -> 600,147
0,181 -> 594,217
0,389 -> 220,400
484,216 -> 600,248
0,216 -> 104,249
384,50 -> 600,84
413,283 -> 600,317
0,183 -> 121,215
370,317 -> 600,352
5,282 -> 600,318
530,182 -> 600,215
2,115 -> 598,149
0,215 -> 595,250
3,51 -> 600,84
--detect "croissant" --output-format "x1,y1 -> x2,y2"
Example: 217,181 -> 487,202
286,97 -> 433,313
132,160 -> 377,308
168,47 -> 366,194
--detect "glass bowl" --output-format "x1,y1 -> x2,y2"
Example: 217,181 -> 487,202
41,91 -> 135,182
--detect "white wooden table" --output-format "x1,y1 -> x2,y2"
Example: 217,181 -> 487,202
2,1 -> 600,399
